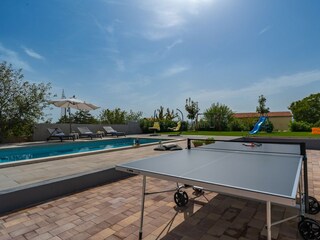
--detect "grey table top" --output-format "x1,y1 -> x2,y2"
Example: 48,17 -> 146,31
116,142 -> 303,205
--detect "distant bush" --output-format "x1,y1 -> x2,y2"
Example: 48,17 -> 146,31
192,137 -> 215,147
313,120 -> 320,128
228,119 -> 245,131
238,118 -> 257,131
289,121 -> 312,132
196,119 -> 211,131
139,119 -> 153,133
203,103 -> 234,131
261,118 -> 274,133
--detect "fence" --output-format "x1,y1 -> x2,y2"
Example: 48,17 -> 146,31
33,121 -> 142,141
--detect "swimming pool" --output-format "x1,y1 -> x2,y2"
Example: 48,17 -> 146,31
0,138 -> 167,164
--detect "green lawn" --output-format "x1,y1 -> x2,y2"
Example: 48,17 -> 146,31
161,131 -> 320,138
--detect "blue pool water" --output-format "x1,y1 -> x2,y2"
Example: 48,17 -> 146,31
0,138 -> 165,164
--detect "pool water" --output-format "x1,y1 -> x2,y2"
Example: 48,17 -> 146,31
0,138 -> 165,163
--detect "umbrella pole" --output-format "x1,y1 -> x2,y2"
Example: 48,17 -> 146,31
68,107 -> 72,134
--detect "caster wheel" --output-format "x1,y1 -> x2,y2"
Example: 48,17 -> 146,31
174,191 -> 188,207
298,217 -> 320,240
309,196 -> 320,215
192,187 -> 204,196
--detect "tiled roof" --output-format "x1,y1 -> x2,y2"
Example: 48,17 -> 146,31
234,111 -> 292,118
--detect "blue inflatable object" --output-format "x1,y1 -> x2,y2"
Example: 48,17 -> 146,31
249,116 -> 267,134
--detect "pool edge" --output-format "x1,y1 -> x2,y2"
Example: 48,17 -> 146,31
0,138 -> 182,168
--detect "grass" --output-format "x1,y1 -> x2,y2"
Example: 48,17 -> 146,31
161,131 -> 320,138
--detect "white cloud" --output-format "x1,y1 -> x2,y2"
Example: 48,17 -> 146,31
140,0 -> 215,40
163,65 -> 188,77
0,43 -> 32,71
93,17 -> 121,37
23,47 -> 44,60
105,19 -> 121,35
109,77 -> 151,94
152,10 -> 185,29
259,25 -> 271,35
143,31 -> 172,41
167,39 -> 183,50
106,25 -> 114,34
115,59 -> 125,71
180,70 -> 320,110
242,70 -> 320,95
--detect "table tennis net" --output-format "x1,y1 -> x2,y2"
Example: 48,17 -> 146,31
189,140 -> 302,156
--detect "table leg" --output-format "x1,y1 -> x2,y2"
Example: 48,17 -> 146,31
266,201 -> 272,240
139,176 -> 146,240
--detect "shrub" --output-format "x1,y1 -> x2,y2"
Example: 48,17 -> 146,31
197,119 -> 211,131
313,120 -> 320,128
204,103 -> 234,131
192,137 -> 215,147
228,119 -> 245,131
289,121 -> 312,132
261,118 -> 274,133
140,119 -> 153,133
239,118 -> 257,131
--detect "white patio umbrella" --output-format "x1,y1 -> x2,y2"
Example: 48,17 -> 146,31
49,97 -> 99,111
49,96 -> 100,133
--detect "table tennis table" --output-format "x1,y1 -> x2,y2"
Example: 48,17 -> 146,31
116,139 -> 320,240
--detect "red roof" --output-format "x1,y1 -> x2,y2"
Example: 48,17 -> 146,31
233,111 -> 292,118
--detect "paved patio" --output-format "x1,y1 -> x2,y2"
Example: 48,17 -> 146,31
0,138 -> 319,239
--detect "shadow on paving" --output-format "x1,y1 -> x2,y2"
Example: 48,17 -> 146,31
158,194 -> 301,240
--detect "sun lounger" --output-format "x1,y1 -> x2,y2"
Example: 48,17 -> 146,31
168,121 -> 182,136
47,128 -> 75,142
77,127 -> 103,139
103,126 -> 126,137
149,122 -> 160,136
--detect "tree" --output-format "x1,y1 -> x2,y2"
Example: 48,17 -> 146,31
125,110 -> 143,122
154,106 -> 177,121
100,108 -> 143,124
73,110 -> 98,124
204,103 -> 234,131
57,114 -> 72,124
165,108 -> 177,121
185,98 -> 200,129
99,108 -> 126,124
0,61 -> 52,141
155,106 -> 165,120
288,93 -> 320,125
256,95 -> 270,116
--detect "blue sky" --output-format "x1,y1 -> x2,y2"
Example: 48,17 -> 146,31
1,0 -> 320,121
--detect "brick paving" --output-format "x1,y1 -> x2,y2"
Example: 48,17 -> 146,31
0,149 -> 320,239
